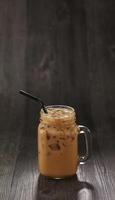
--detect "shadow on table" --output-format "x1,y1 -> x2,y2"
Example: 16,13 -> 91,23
34,174 -> 95,200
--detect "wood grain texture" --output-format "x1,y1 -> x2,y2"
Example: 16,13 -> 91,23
24,0 -> 115,137
0,0 -> 114,139
0,0 -> 27,133
8,141 -> 38,200
0,134 -> 21,200
0,131 -> 115,200
24,0 -> 95,135
85,0 -> 115,140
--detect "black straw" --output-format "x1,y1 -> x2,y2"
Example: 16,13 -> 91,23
19,90 -> 48,114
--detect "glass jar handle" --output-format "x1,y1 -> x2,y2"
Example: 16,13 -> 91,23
78,125 -> 92,164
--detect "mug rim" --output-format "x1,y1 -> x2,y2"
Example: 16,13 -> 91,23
40,105 -> 75,119
45,105 -> 75,112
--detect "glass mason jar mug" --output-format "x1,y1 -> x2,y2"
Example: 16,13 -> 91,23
38,105 -> 92,178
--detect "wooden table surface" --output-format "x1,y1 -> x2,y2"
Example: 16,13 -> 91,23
0,130 -> 115,200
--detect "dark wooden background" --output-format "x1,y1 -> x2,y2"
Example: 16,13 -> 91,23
0,0 -> 115,199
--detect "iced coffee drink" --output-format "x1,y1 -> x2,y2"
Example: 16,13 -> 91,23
38,105 -> 79,178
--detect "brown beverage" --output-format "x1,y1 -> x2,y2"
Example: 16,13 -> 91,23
38,105 -> 80,178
